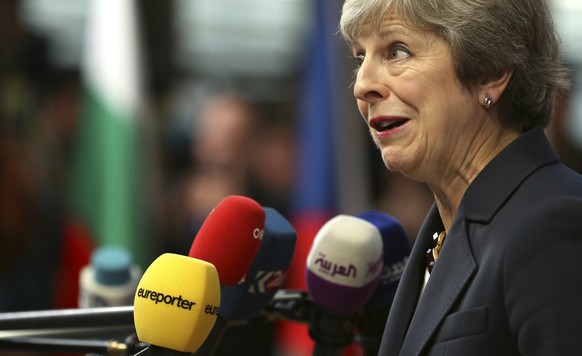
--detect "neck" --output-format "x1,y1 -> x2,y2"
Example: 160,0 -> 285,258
430,126 -> 520,230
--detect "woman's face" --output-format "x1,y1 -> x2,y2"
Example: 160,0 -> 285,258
352,10 -> 481,181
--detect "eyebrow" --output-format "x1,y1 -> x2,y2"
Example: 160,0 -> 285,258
349,25 -> 410,52
378,27 -> 408,39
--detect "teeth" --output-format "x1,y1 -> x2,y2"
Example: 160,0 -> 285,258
370,118 -> 408,131
376,120 -> 399,131
379,121 -> 392,129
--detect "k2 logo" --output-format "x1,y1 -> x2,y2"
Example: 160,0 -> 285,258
248,270 -> 287,293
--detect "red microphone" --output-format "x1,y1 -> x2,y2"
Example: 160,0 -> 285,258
189,195 -> 265,286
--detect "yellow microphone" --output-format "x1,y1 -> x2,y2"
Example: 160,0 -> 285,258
133,253 -> 220,353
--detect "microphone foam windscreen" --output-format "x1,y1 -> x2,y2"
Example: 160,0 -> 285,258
306,215 -> 384,315
357,211 -> 410,308
220,207 -> 297,320
133,253 -> 220,353
189,195 -> 265,286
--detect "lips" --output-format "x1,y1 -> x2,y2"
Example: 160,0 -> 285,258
369,116 -> 410,133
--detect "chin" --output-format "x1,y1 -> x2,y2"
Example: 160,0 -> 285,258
381,153 -> 418,180
380,147 -> 401,169
382,157 -> 404,174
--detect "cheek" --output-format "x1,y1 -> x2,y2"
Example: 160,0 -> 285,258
356,100 -> 368,120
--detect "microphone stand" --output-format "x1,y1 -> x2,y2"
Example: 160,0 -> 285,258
0,335 -> 147,355
133,344 -> 191,356
0,305 -> 134,330
0,325 -> 136,341
0,306 -> 140,355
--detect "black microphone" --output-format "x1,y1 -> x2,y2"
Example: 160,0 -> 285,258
354,210 -> 410,356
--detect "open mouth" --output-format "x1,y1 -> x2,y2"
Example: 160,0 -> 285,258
371,118 -> 409,132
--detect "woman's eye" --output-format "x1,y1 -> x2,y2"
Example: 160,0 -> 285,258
389,45 -> 410,60
353,54 -> 365,68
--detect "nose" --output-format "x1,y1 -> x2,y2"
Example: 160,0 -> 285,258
353,59 -> 389,104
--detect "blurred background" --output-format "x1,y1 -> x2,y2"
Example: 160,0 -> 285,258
0,0 -> 581,355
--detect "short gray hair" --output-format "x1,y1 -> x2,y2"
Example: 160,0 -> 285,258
340,0 -> 570,132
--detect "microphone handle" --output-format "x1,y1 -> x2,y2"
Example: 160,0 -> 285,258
192,315 -> 227,356
354,306 -> 390,356
308,308 -> 354,356
312,342 -> 345,356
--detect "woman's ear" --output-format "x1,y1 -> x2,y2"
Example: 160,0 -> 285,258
478,70 -> 513,108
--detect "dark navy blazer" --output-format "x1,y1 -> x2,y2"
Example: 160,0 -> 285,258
379,127 -> 582,355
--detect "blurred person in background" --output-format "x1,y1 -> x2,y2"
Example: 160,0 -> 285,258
247,115 -> 296,219
163,90 -> 296,251
186,93 -> 259,223
0,128 -> 63,313
340,0 -> 582,355
544,81 -> 582,174
0,0 -> 66,315
162,91 -> 260,254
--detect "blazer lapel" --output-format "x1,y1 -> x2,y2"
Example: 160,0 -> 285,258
399,213 -> 477,355
379,205 -> 443,355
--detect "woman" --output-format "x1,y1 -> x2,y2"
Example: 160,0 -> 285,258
340,0 -> 582,355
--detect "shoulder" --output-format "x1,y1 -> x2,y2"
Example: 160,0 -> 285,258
472,163 -> 582,280
498,159 -> 582,227
501,191 -> 582,254
498,195 -> 582,353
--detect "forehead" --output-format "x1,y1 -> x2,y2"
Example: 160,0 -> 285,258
349,8 -> 418,45
352,10 -> 436,50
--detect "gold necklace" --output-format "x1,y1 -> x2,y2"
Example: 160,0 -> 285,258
426,231 -> 447,273
432,231 -> 446,262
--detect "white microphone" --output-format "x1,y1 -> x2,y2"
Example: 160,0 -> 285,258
305,214 -> 384,356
